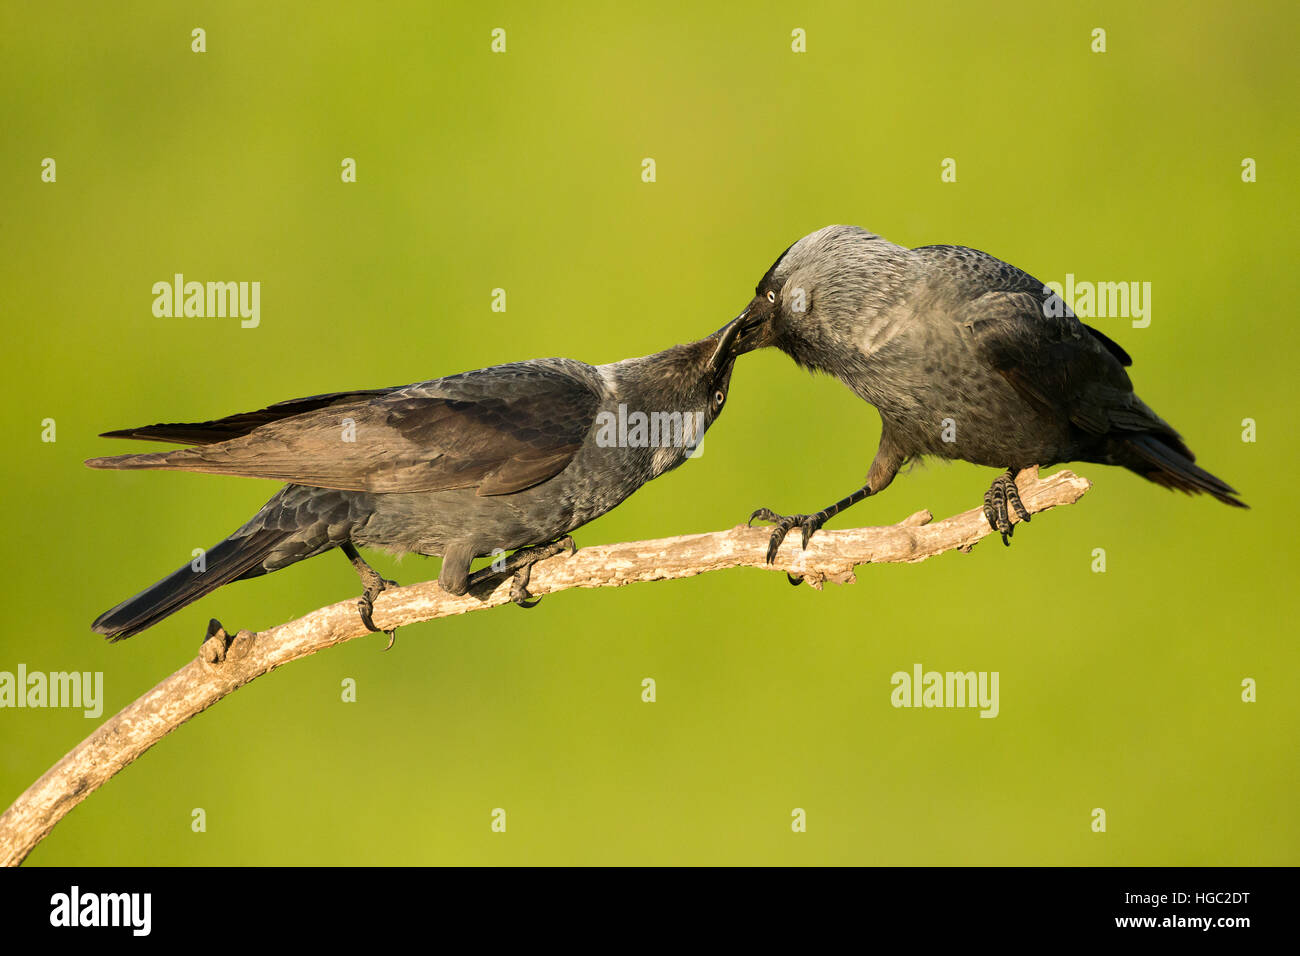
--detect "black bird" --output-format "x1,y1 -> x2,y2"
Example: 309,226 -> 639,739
732,225 -> 1246,561
87,319 -> 746,641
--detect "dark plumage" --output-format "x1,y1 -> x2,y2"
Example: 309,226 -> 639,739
87,320 -> 746,640
732,225 -> 1245,560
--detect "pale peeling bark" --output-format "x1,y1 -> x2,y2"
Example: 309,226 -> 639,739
0,466 -> 1088,865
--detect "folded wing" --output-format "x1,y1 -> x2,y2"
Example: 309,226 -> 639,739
86,363 -> 602,496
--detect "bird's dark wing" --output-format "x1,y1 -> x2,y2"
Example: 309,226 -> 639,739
955,289 -> 1152,436
99,389 -> 397,445
912,245 -> 1156,438
1082,324 -> 1132,368
917,244 -> 1133,370
87,362 -> 603,496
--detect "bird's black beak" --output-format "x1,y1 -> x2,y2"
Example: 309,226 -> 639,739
731,299 -> 771,354
706,313 -> 746,376
706,298 -> 772,374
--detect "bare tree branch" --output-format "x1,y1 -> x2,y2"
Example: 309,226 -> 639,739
0,466 -> 1089,865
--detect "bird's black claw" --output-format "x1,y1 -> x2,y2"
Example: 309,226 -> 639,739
357,591 -> 398,648
464,536 -> 572,604
510,567 -> 540,608
983,472 -> 1029,546
357,595 -> 381,630
347,545 -> 399,646
748,508 -> 797,563
766,524 -> 792,564
748,509 -> 824,564
767,519 -> 796,563
799,515 -> 824,550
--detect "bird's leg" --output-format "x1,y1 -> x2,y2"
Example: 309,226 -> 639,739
748,441 -> 904,567
466,536 -> 577,608
509,561 -> 539,609
342,542 -> 399,649
748,485 -> 874,565
982,469 -> 1032,546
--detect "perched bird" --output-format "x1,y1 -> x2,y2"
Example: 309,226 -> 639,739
87,319 -> 746,641
732,225 -> 1246,561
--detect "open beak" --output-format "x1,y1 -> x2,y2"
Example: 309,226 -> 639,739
705,314 -> 745,376
706,299 -> 770,374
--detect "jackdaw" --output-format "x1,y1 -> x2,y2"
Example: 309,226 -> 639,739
86,319 -> 747,641
732,224 -> 1245,561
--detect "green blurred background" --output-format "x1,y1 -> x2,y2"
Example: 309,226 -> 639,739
2,1 -> 1295,865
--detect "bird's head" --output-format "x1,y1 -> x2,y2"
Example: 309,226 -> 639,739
597,315 -> 750,475
638,312 -> 742,435
730,225 -> 906,361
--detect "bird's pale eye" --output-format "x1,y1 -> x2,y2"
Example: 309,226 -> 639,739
713,389 -> 725,406
766,290 -> 776,303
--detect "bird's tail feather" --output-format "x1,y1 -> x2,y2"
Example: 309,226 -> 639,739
1115,433 -> 1247,508
85,450 -> 185,471
92,527 -> 292,641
